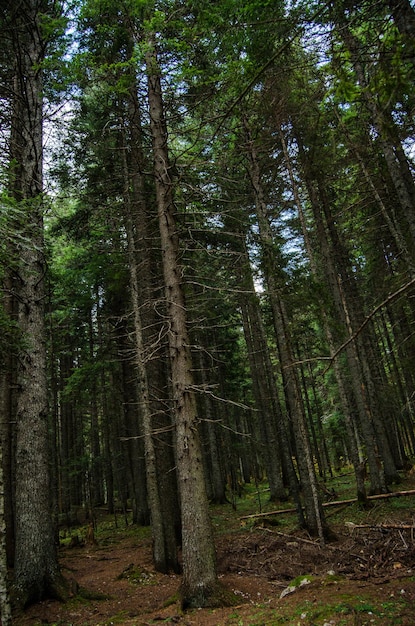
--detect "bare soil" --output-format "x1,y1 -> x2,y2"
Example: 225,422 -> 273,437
12,497 -> 415,625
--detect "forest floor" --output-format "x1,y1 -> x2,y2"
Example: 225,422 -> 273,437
13,471 -> 415,625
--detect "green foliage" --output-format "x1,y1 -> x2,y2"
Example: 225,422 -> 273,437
3,0 -> 414,558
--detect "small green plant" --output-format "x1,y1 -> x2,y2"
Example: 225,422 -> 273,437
104,609 -> 129,624
116,564 -> 156,585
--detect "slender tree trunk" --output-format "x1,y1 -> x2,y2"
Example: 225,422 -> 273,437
235,236 -> 287,501
333,109 -> 415,275
339,22 -> 415,244
124,192 -> 175,571
281,130 -> 367,501
243,119 -> 328,541
196,345 -> 227,504
88,308 -> 104,507
145,37 -> 220,608
119,51 -> 180,567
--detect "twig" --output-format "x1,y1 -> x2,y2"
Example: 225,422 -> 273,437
258,527 -> 319,547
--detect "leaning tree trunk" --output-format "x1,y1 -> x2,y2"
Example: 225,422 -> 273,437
8,0 -> 67,606
338,20 -> 415,245
145,36 -> 220,608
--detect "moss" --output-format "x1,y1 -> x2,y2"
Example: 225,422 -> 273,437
116,564 -> 156,585
76,586 -> 111,601
180,581 -> 240,610
162,591 -> 181,608
289,574 -> 314,587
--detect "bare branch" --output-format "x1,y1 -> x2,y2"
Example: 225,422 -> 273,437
286,278 -> 415,372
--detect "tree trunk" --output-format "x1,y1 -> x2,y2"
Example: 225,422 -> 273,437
196,345 -> 227,504
286,137 -> 367,501
235,236 -> 287,501
0,435 -> 12,625
9,0 -> 67,606
0,271 -> 16,566
145,36 -> 220,608
243,119 -> 328,542
119,47 -> 181,567
339,21 -> 415,245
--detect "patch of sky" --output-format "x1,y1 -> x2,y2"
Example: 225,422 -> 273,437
206,214 -> 225,229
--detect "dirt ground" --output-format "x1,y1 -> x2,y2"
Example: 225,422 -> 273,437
13,505 -> 415,626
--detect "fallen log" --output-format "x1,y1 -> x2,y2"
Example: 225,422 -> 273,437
240,489 -> 415,521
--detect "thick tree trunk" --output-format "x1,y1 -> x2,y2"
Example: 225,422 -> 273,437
9,0 -> 67,606
0,437 -> 12,626
0,272 -> 16,566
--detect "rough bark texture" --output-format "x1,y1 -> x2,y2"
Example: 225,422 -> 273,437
0,436 -> 12,626
0,271 -> 16,566
146,37 -> 219,608
8,0 -> 66,607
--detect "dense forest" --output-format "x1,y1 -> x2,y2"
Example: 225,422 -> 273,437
1,0 -> 415,620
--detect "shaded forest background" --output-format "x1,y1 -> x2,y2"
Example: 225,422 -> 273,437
1,0 -> 415,616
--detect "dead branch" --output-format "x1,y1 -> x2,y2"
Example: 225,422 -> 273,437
286,277 -> 415,371
259,527 -> 320,546
345,522 -> 415,530
324,277 -> 415,371
240,489 -> 415,521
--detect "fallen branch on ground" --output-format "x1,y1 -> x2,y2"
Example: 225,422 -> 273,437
345,522 -> 415,530
240,489 -> 415,521
259,527 -> 320,546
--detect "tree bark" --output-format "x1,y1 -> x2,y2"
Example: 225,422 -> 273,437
289,136 -> 368,502
243,119 -> 328,542
0,434 -> 11,625
8,0 -> 67,606
145,36 -> 219,608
